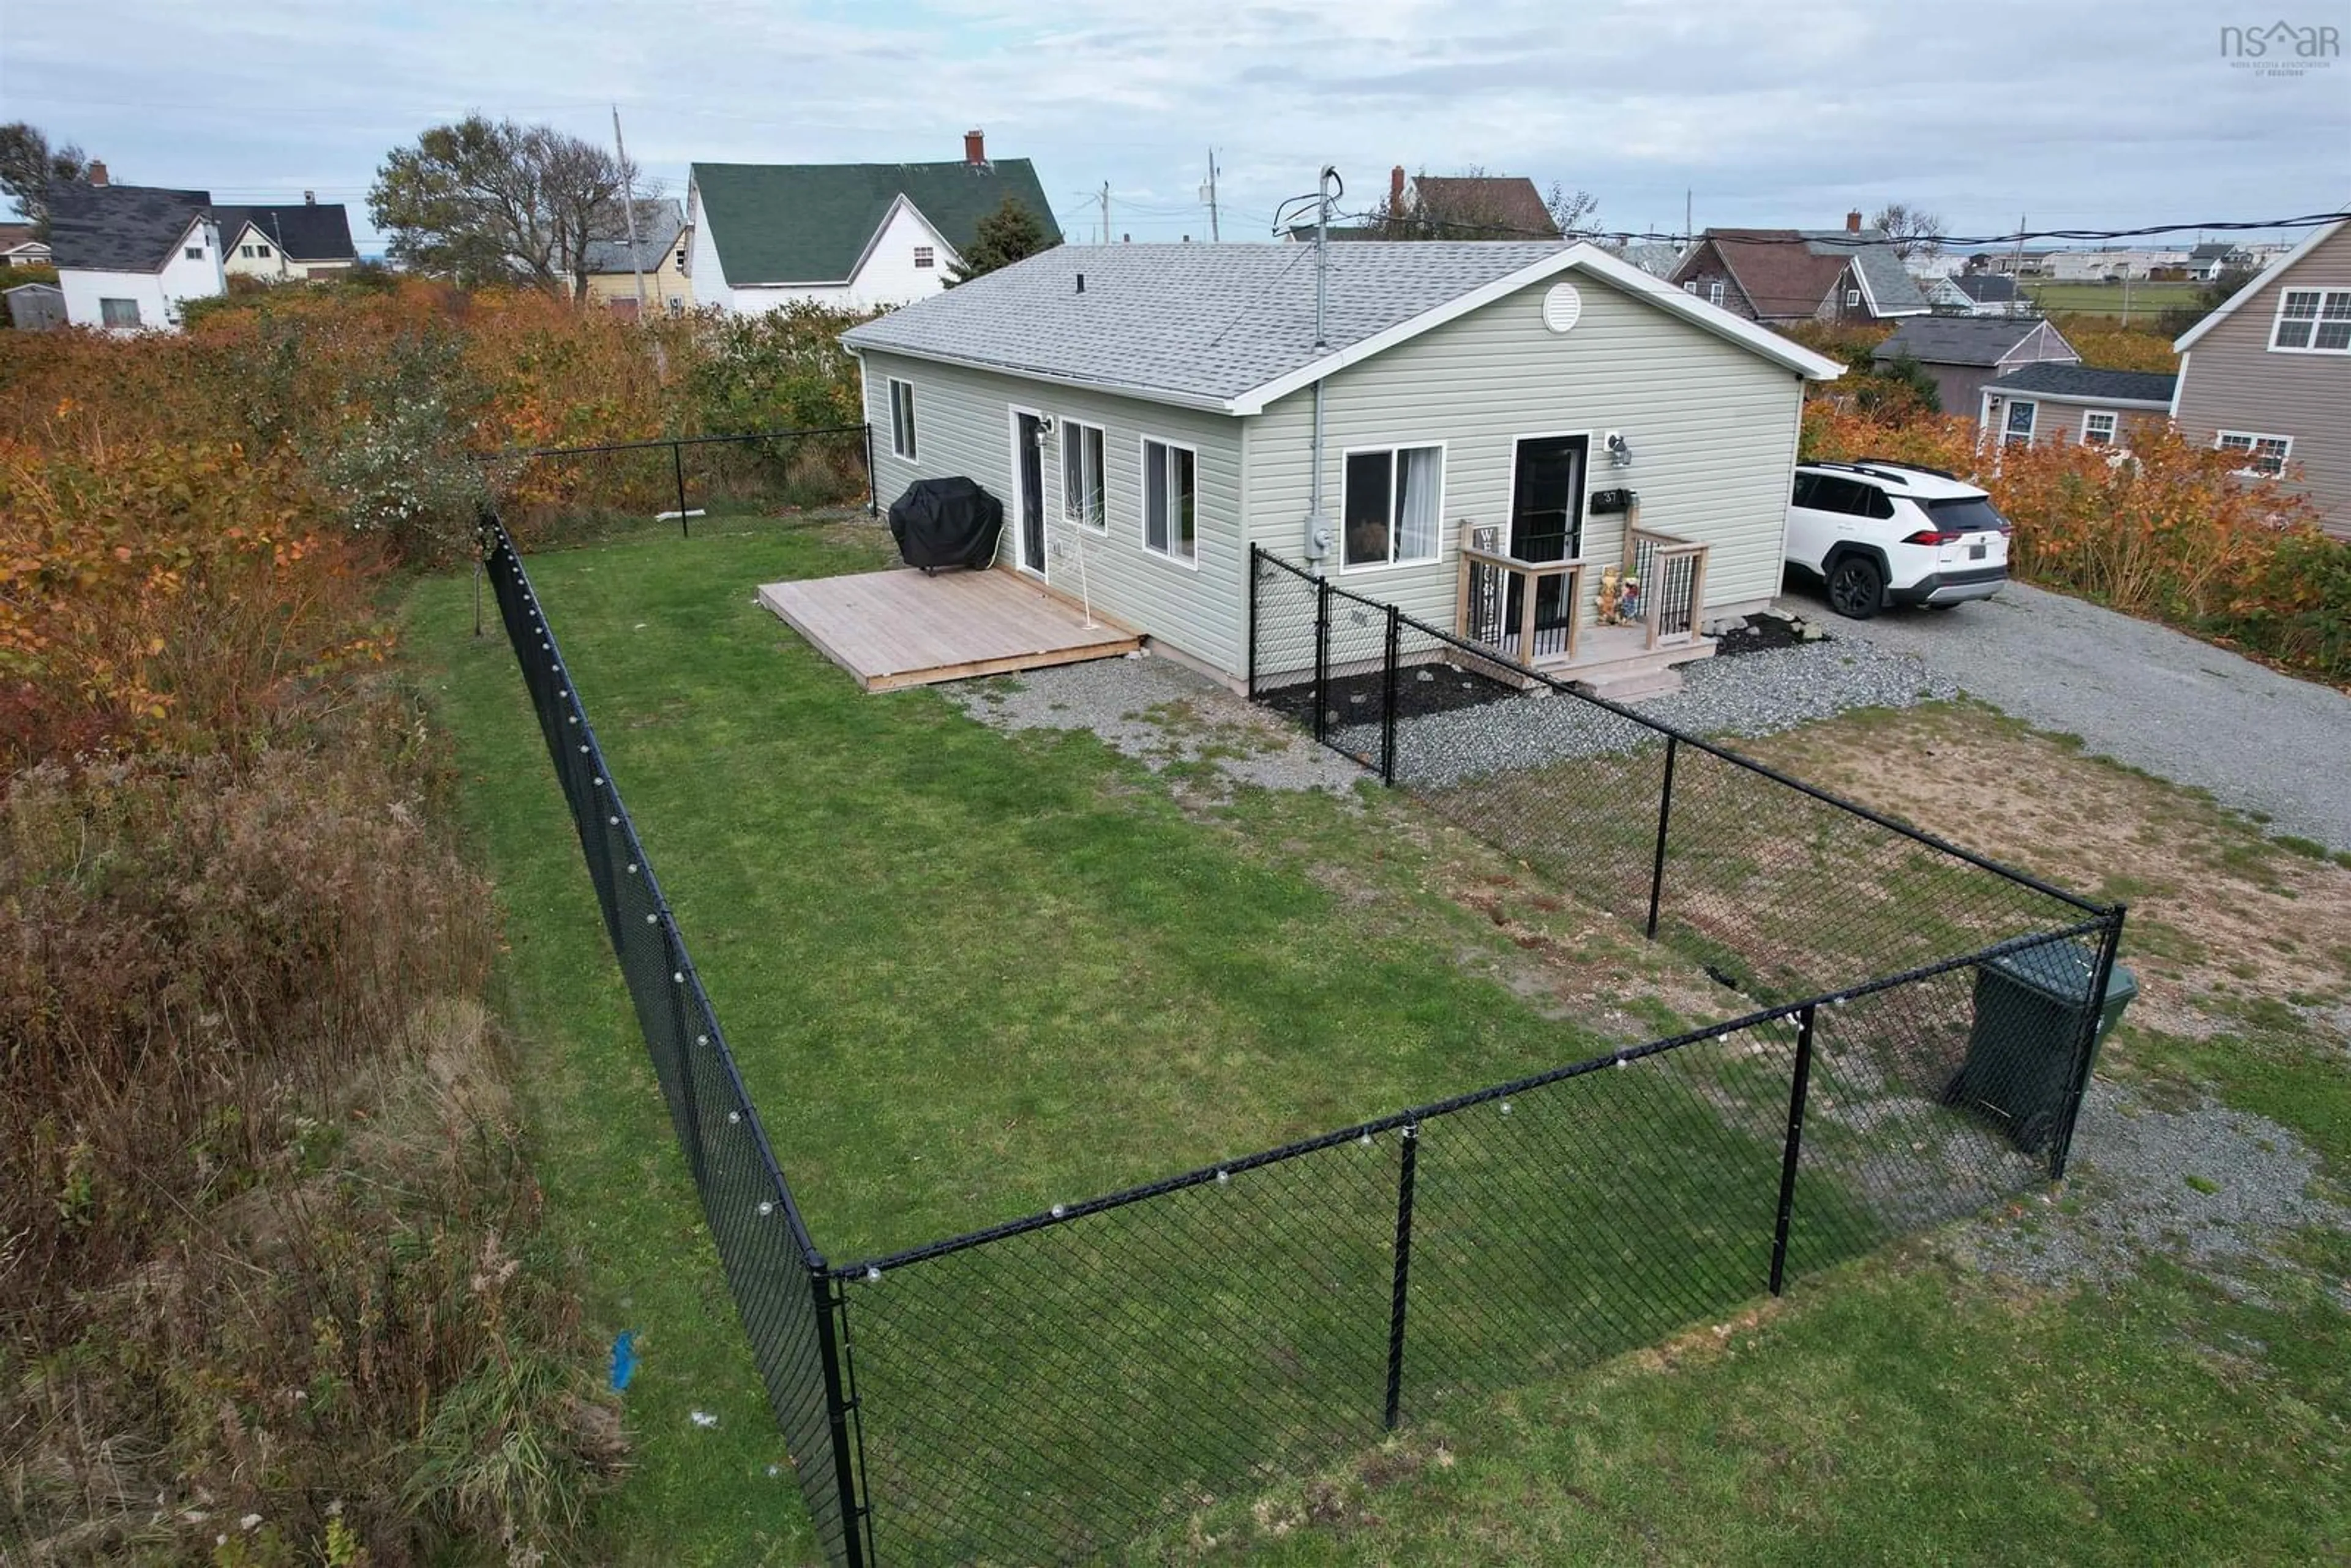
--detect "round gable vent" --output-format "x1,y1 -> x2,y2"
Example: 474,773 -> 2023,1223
1542,281 -> 1583,334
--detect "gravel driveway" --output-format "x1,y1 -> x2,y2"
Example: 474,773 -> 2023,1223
1782,580 -> 2351,853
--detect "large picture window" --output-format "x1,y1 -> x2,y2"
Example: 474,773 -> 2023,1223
888,378 -> 917,459
99,298 -> 141,328
2270,288 -> 2351,353
1341,445 -> 1444,568
1061,420 -> 1106,530
2218,430 -> 2292,476
1142,437 -> 1196,564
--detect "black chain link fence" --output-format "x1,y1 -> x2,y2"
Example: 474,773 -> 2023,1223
477,516 -> 2122,1565
477,427 -> 876,552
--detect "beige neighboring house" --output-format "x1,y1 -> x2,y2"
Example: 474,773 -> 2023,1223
2171,218 -> 2351,538
583,198 -> 693,315
215,197 -> 359,281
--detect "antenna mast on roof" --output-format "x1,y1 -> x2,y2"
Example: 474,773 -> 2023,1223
1314,164 -> 1333,348
612,105 -> 647,318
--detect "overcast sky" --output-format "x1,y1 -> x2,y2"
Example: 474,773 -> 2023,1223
4,0 -> 2345,253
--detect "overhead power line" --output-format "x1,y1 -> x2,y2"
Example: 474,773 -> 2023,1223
1325,209 -> 2351,247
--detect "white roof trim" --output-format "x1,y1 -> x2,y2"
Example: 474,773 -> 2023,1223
1226,242 -> 1842,415
2172,218 -> 2345,351
846,342 -> 1235,414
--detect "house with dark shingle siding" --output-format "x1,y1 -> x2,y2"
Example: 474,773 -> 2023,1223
686,132 -> 1059,313
1669,217 -> 1929,324
1873,315 -> 2079,422
45,176 -> 223,331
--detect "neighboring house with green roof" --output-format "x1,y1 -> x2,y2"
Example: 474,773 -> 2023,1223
686,130 -> 1059,313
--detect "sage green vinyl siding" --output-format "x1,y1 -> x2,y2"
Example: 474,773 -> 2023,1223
858,350 -> 1248,672
2173,226 -> 2351,538
1243,277 -> 1807,634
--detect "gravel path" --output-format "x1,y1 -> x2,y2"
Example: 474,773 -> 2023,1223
1345,637 -> 1956,789
1783,580 -> 2351,852
1951,1080 -> 2349,1308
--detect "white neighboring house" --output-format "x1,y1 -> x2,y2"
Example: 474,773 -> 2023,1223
214,196 -> 360,282
686,130 -> 1060,314
0,223 -> 51,267
47,178 -> 223,331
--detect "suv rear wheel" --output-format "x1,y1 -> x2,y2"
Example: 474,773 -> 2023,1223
1826,554 -> 1886,620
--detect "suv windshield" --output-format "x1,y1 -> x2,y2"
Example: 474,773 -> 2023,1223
1925,496 -> 2009,534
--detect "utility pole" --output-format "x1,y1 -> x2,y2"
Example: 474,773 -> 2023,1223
1684,188 -> 1692,249
1100,182 -> 1111,246
612,105 -> 646,317
1201,148 -> 1220,242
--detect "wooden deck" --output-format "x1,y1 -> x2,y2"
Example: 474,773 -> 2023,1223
758,566 -> 1142,692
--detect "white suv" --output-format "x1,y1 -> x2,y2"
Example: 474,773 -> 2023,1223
1783,460 -> 2011,619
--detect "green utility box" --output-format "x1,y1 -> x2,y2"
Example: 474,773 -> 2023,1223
1942,942 -> 2137,1154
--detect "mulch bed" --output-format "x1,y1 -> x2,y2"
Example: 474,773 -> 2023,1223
1712,612 -> 1829,659
1256,661 -> 1521,735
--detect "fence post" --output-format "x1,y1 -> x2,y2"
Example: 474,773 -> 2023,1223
1247,547 -> 1261,700
1646,734 -> 1679,940
1768,1005 -> 1818,1296
810,1269 -> 870,1567
1383,1123 -> 1419,1430
2048,908 -> 2126,1181
1313,577 -> 1332,747
1381,602 -> 1401,786
673,441 -> 691,539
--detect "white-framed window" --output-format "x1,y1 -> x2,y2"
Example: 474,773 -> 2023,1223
1682,280 -> 1698,294
2270,288 -> 2351,353
1060,419 -> 1106,530
2217,430 -> 2292,476
887,378 -> 917,459
2002,399 -> 2037,446
913,245 -> 935,270
1141,436 -> 1198,565
1708,280 -> 1725,307
256,244 -> 271,258
2080,410 -> 2119,446
184,246 -> 203,260
99,297 -> 141,328
240,244 -> 255,258
1845,287 -> 1862,308
1340,445 -> 1445,569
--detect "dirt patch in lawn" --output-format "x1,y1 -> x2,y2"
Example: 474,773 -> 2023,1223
1736,703 -> 2351,1040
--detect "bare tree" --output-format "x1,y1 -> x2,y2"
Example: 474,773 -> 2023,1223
1870,202 -> 1946,260
1545,179 -> 1599,238
370,115 -> 651,297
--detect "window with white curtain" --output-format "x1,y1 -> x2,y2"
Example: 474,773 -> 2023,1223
1061,420 -> 1105,528
1341,445 -> 1443,568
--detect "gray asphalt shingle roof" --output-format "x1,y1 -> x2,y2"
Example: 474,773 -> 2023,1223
1988,362 -> 2178,405
583,198 -> 686,275
1951,274 -> 2019,304
1875,315 -> 2063,367
1807,230 -> 1931,315
841,241 -> 1569,406
45,182 -> 211,271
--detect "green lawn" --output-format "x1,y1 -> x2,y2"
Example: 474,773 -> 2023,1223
405,524 -> 2348,1562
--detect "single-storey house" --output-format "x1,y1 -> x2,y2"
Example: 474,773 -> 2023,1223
1978,364 -> 2176,449
840,242 -> 1841,694
1668,216 -> 1930,324
1873,315 -> 2079,420
214,197 -> 359,282
45,178 -> 222,331
2186,242 -> 2251,282
2171,217 -> 2350,537
583,198 -> 693,315
687,131 -> 1058,313
1921,273 -> 2023,316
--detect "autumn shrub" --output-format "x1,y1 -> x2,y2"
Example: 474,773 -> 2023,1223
1802,401 -> 2347,683
2044,312 -> 2180,374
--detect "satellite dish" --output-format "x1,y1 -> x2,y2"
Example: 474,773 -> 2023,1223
1542,281 -> 1583,334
